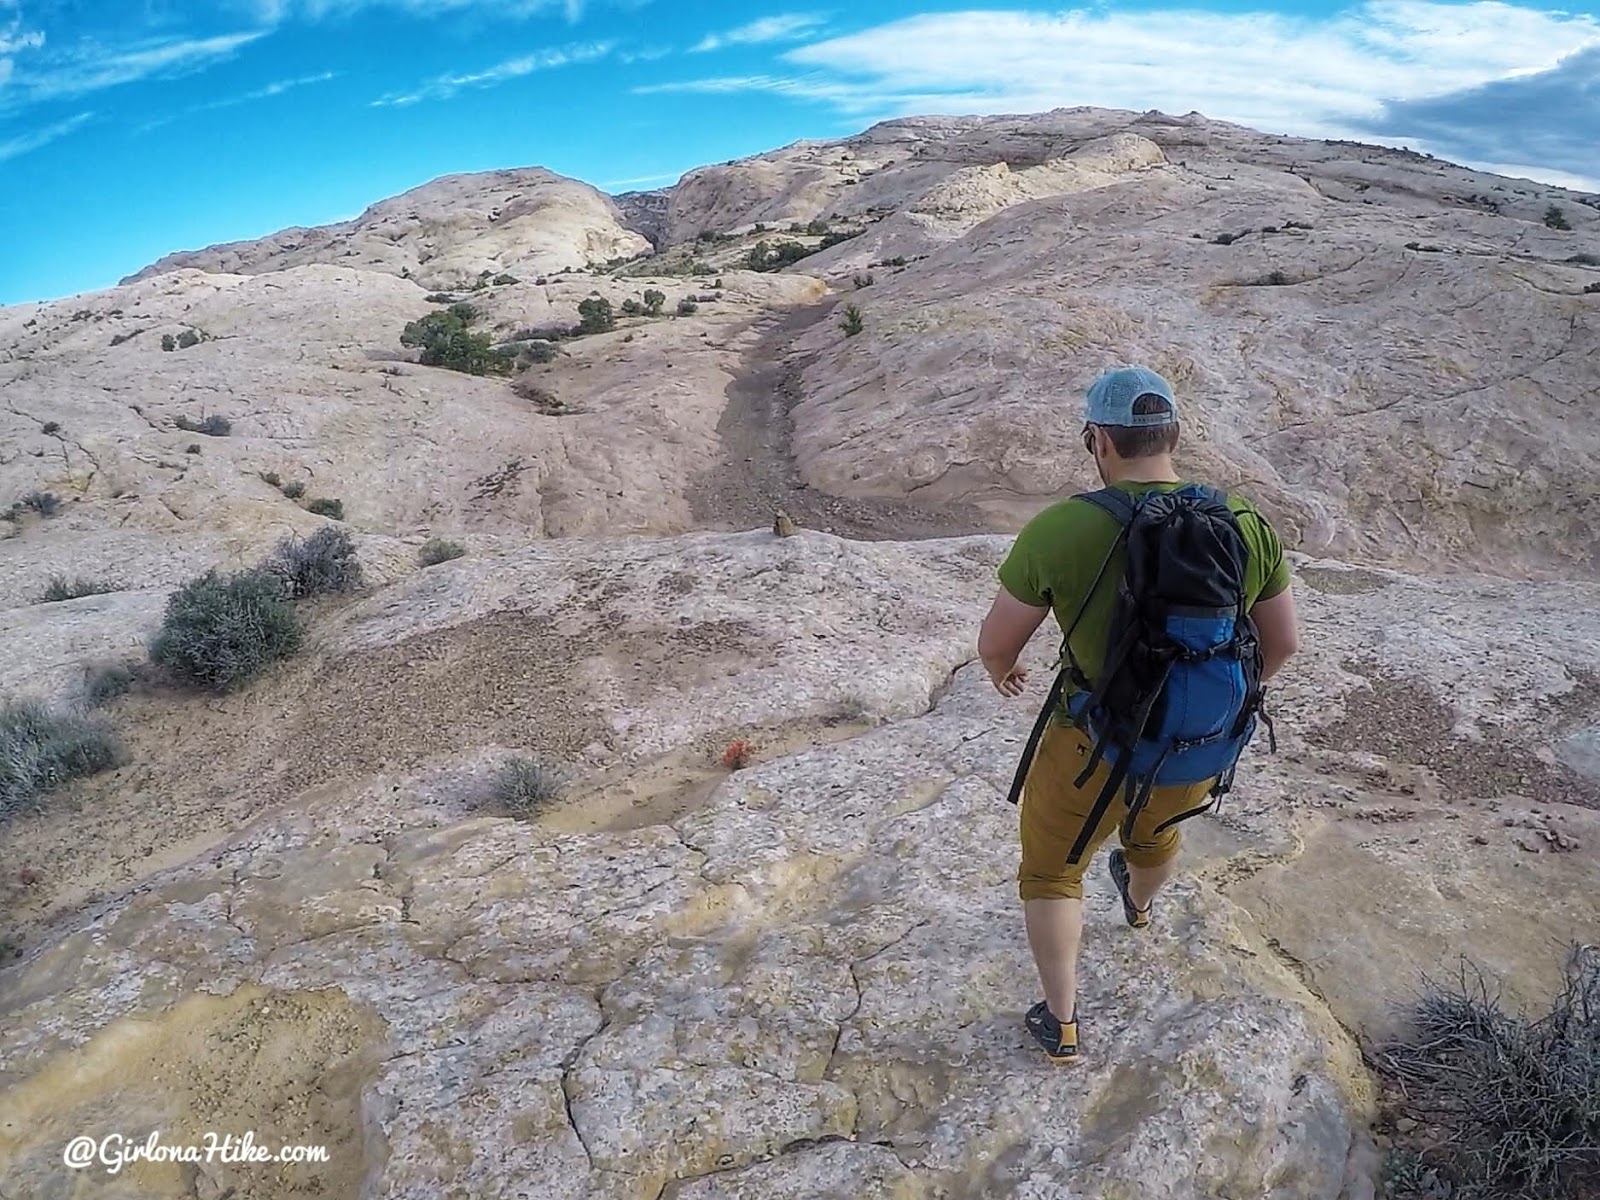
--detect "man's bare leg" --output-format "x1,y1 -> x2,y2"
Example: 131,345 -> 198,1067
1125,855 -> 1177,912
1024,897 -> 1083,1020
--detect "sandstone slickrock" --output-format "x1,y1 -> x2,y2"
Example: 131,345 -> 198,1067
3,105 -> 1600,1200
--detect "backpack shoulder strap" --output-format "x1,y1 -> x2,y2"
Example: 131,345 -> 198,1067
1075,486 -> 1137,527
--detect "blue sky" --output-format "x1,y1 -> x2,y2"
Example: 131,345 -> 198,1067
1,0 -> 1597,304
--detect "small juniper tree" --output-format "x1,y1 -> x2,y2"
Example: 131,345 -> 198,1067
642,289 -> 666,316
1544,204 -> 1572,231
841,302 -> 864,337
576,297 -> 615,335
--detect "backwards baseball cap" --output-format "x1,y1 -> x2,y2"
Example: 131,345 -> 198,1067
1084,365 -> 1178,428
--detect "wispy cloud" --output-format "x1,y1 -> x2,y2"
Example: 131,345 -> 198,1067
372,40 -> 612,105
5,31 -> 265,110
137,71 -> 338,132
691,13 -> 827,53
599,169 -> 683,189
646,2 -> 1600,189
248,0 -> 622,22
0,110 -> 91,161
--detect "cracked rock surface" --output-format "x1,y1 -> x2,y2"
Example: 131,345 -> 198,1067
3,530 -> 1599,1199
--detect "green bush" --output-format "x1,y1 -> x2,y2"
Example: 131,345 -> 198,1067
260,471 -> 282,488
1544,205 -> 1571,231
492,273 -> 519,286
399,306 -> 515,375
805,217 -> 830,235
1567,253 -> 1600,266
853,272 -> 875,289
747,240 -> 816,272
87,665 -> 136,706
186,443 -> 202,455
305,497 -> 344,520
176,329 -> 201,349
819,229 -> 858,249
174,414 -> 231,437
264,525 -> 362,599
424,292 -> 455,303
149,569 -> 302,691
576,297 -> 615,335
38,576 -> 118,604
418,537 -> 466,566
676,297 -> 699,316
0,700 -> 120,823
42,421 -> 60,435
161,334 -> 177,352
519,342 -> 558,366
642,288 -> 666,316
1380,949 -> 1600,1199
620,298 -> 644,317
486,756 -> 565,818
1586,282 -> 1600,295
841,302 -> 864,337
280,480 -> 306,499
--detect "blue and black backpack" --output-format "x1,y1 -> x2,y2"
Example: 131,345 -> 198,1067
1004,483 -> 1276,864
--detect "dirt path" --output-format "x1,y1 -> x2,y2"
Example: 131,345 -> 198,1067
687,299 -> 996,542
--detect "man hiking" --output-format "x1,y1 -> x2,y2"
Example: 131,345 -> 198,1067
976,365 -> 1301,1063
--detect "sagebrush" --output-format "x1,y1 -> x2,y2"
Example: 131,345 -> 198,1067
38,576 -> 118,604
0,700 -> 120,824
149,569 -> 302,691
418,537 -> 466,566
487,757 -> 565,818
264,525 -> 362,599
1380,948 -> 1600,1200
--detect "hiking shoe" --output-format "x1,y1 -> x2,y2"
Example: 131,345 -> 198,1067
1109,849 -> 1152,930
1025,1001 -> 1078,1063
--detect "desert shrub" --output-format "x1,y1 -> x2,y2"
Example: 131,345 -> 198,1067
149,569 -> 302,691
280,480 -> 306,499
38,576 -> 118,604
1256,270 -> 1291,286
173,414 -> 231,436
161,334 -> 177,352
418,537 -> 466,566
620,299 -> 644,317
642,288 -> 666,316
712,278 -> 724,290
676,297 -> 699,316
264,525 -> 362,599
805,217 -> 830,235
747,240 -> 815,272
576,297 -> 615,335
18,491 -> 59,517
0,700 -> 120,823
186,443 -> 201,454
492,273 -> 519,285
400,306 -> 514,375
1379,948 -> 1600,1199
722,739 -> 752,770
109,330 -> 141,346
841,302 -> 864,337
176,329 -> 200,349
42,421 -> 60,435
305,497 -> 344,520
424,292 -> 455,303
260,470 -> 282,488
518,341 -> 558,367
1544,205 -> 1572,231
788,222 -> 804,233
1568,253 -> 1600,266
485,756 -> 565,818
87,665 -> 136,706
1213,231 -> 1248,245
853,273 -> 875,289
819,229 -> 858,249
1587,283 -> 1600,294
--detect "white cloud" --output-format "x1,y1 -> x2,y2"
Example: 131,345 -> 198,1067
645,2 -> 1600,188
0,109 -> 91,161
5,32 -> 265,109
692,13 -> 827,53
248,0 -> 622,20
136,71 -> 338,131
372,40 -> 612,105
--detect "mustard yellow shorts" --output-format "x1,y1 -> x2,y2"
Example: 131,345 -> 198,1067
1018,722 -> 1218,901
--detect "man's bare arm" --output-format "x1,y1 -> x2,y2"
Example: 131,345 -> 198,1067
978,588 -> 1051,695
1251,587 -> 1301,682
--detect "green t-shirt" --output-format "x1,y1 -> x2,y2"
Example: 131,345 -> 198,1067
997,481 -> 1291,697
